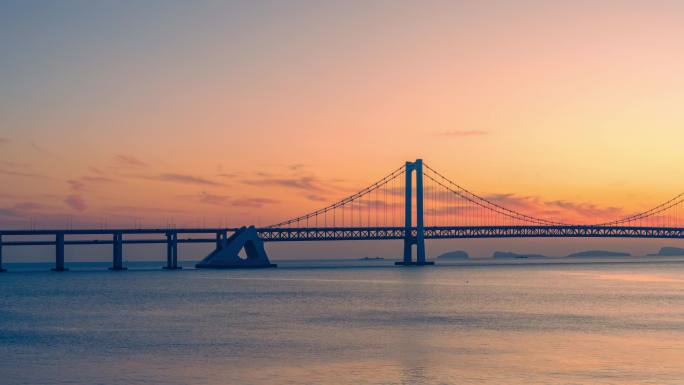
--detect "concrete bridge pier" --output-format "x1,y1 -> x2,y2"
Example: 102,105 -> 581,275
0,235 -> 6,272
51,233 -> 68,271
164,232 -> 181,270
216,231 -> 227,249
109,233 -> 126,271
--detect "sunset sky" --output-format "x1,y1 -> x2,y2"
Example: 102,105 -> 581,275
2,1 -> 684,259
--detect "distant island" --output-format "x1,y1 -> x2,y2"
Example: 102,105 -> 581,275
565,250 -> 630,258
492,251 -> 548,259
358,257 -> 384,261
648,247 -> 684,256
436,250 -> 469,260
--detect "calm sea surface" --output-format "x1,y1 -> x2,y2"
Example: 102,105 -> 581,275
2,258 -> 684,385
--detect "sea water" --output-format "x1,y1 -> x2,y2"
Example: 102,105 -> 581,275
2,258 -> 684,385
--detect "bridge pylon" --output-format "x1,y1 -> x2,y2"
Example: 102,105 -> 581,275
395,159 -> 433,266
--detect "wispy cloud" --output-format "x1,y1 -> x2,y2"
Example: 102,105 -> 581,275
242,176 -> 324,192
546,200 -> 623,218
484,193 -> 543,212
67,180 -> 86,192
0,201 -> 44,218
231,197 -> 279,208
81,175 -> 115,183
0,168 -> 47,178
306,194 -> 329,202
436,130 -> 489,137
1,160 -> 31,168
198,191 -> 230,205
31,141 -> 61,158
103,205 -> 185,214
0,207 -> 22,218
425,192 -> 625,223
64,194 -> 87,211
218,172 -> 239,178
0,192 -> 58,200
66,175 -> 116,193
421,187 -> 628,224
149,173 -> 222,186
184,192 -> 277,207
88,166 -> 105,175
0,160 -> 46,178
483,194 -> 625,223
115,154 -> 148,167
483,194 -> 625,221
289,163 -> 308,171
14,202 -> 43,210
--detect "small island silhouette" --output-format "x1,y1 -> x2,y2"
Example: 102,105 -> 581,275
492,251 -> 548,259
436,250 -> 469,260
565,250 -> 630,258
435,249 -> 642,260
648,247 -> 684,256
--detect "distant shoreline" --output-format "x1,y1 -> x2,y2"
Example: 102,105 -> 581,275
4,255 -> 684,273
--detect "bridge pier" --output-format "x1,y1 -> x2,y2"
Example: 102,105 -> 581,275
52,233 -> 68,271
164,232 -> 181,270
109,233 -> 126,271
216,231 -> 227,249
395,159 -> 432,266
0,235 -> 6,272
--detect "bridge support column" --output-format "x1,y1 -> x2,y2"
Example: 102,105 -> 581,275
415,159 -> 427,264
401,161 -> 414,264
164,233 -> 181,270
52,233 -> 68,271
165,233 -> 172,268
109,233 -> 126,271
0,235 -> 6,272
216,231 -> 227,250
395,159 -> 432,266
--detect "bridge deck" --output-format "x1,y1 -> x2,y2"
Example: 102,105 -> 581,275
2,226 -> 684,246
257,226 -> 684,241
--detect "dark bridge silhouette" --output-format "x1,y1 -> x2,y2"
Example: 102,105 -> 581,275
2,159 -> 684,271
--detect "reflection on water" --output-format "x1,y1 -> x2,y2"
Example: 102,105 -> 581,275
2,259 -> 684,384
563,271 -> 684,283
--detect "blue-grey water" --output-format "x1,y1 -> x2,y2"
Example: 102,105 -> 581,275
2,258 -> 684,385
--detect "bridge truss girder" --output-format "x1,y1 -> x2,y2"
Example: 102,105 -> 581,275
256,226 -> 684,242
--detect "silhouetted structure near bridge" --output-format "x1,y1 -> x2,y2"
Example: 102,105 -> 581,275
196,226 -> 276,269
2,159 -> 684,271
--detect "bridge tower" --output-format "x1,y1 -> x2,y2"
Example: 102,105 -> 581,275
396,159 -> 433,266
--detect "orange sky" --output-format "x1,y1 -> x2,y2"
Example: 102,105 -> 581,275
2,1 -> 684,258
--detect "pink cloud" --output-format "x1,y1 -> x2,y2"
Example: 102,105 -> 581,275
68,180 -> 86,191
421,188 -> 628,224
64,195 -> 87,211
115,154 -> 148,167
242,176 -> 323,191
0,169 -> 47,178
149,173 -> 222,186
198,192 -> 230,205
231,197 -> 279,208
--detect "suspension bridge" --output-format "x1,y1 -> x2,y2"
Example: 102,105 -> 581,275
2,158 -> 684,271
